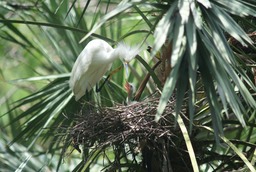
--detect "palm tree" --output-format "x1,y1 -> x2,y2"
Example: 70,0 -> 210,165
0,0 -> 255,171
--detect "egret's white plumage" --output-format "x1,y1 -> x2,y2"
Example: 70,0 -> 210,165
69,39 -> 139,101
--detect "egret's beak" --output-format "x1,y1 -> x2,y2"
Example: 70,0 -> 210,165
124,62 -> 129,79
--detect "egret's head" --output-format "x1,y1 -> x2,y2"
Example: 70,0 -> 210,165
116,42 -> 140,63
114,42 -> 140,78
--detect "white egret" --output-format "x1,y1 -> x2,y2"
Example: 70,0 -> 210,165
69,39 -> 139,101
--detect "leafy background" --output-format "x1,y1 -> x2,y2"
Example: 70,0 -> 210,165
0,0 -> 256,171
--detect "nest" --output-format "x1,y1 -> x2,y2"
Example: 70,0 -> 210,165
70,94 -> 178,153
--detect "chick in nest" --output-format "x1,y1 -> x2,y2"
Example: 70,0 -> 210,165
124,81 -> 137,105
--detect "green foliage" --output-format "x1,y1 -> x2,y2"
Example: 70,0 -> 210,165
0,0 -> 256,171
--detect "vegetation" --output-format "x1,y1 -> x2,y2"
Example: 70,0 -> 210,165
0,0 -> 255,171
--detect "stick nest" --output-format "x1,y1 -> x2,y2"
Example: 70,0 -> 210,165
70,95 -> 177,152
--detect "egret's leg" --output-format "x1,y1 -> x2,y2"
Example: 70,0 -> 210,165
96,65 -> 123,92
96,75 -> 110,92
109,65 -> 123,76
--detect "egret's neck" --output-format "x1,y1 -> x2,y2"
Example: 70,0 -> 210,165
109,48 -> 122,61
107,43 -> 138,63
126,91 -> 133,104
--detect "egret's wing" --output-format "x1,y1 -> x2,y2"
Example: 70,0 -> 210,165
72,63 -> 112,101
77,63 -> 112,92
69,39 -> 114,101
69,46 -> 93,99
